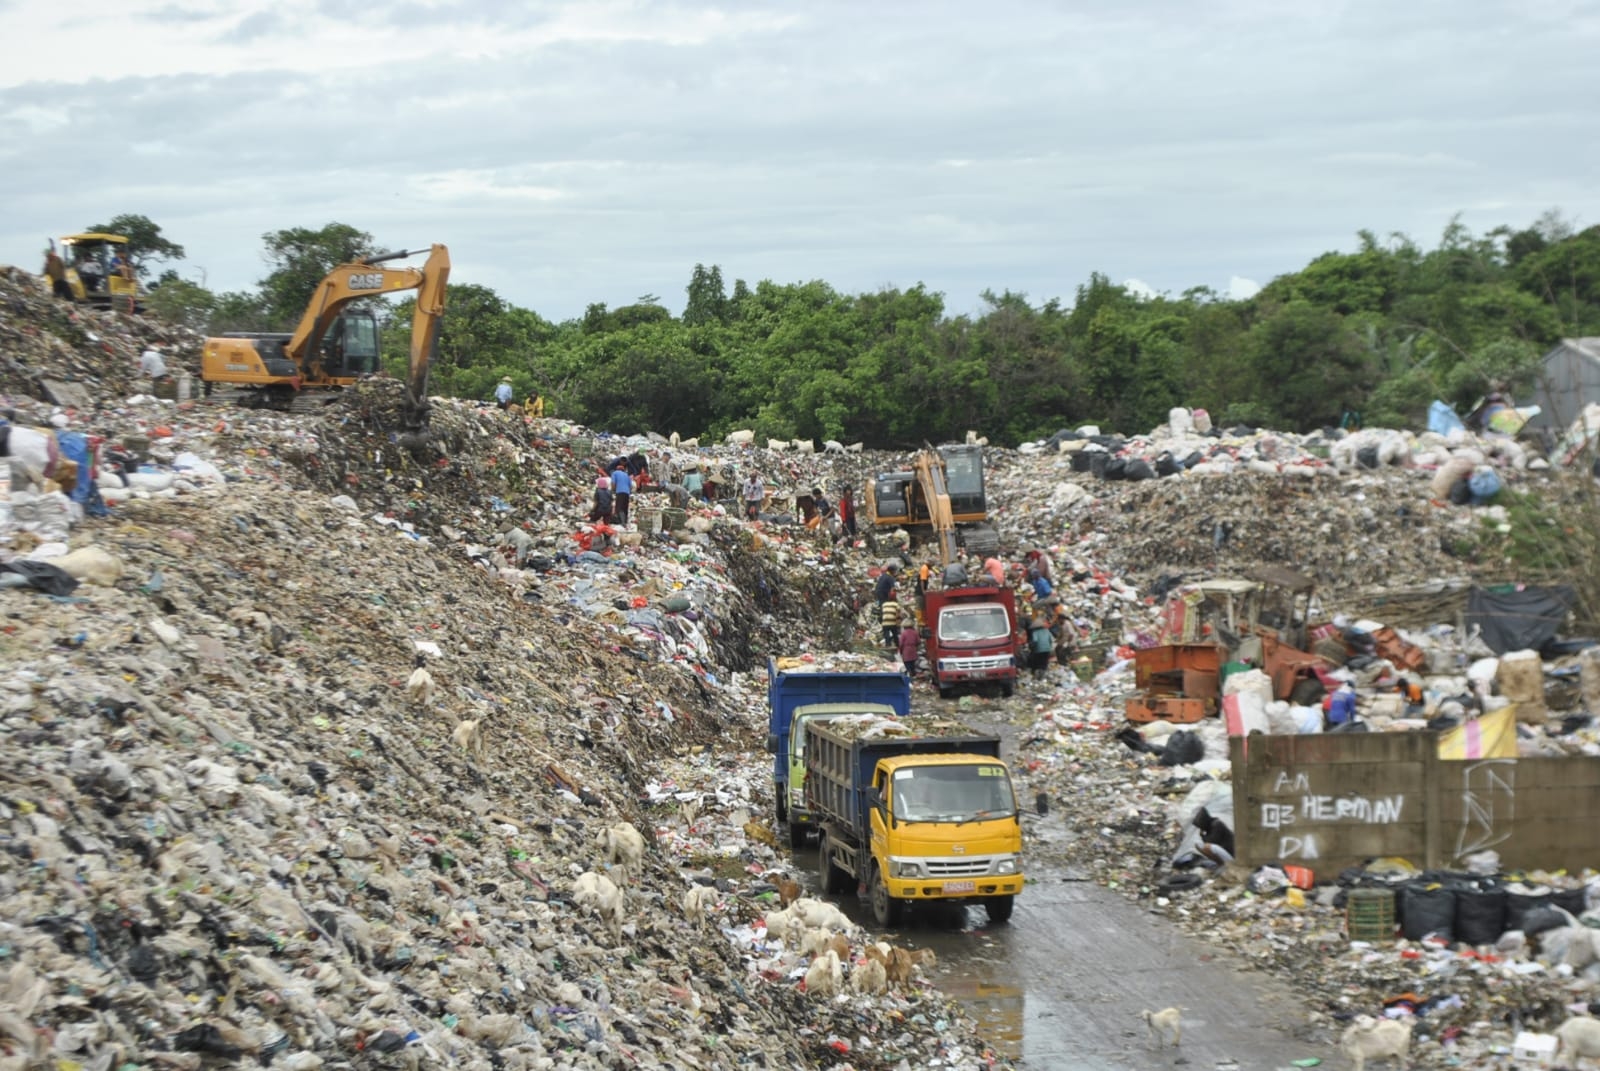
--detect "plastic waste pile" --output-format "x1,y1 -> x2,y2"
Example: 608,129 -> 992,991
0,280 -> 1016,1070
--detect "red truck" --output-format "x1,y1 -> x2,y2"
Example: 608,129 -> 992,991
924,586 -> 1022,698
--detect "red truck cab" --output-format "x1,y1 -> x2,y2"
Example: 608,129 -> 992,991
924,586 -> 1022,698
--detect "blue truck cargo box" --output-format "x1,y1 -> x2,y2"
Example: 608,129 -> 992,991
766,656 -> 911,788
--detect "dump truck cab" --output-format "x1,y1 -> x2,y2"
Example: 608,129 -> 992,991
925,586 -> 1022,698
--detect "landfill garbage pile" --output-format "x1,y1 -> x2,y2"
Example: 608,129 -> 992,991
0,299 -> 1014,1066
0,267 -> 200,407
990,451 -> 1509,591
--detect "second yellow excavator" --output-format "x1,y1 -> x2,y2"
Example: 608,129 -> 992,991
864,443 -> 1000,562
201,244 -> 449,429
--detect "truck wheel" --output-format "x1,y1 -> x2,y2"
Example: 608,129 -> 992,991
937,685 -> 952,700
1000,683 -> 1014,698
819,841 -> 845,895
787,820 -> 809,851
985,895 -> 1015,924
775,798 -> 787,825
869,863 -> 902,927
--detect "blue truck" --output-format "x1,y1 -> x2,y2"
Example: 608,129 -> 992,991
805,714 -> 1024,926
766,655 -> 912,849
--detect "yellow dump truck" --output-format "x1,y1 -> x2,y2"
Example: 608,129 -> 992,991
805,712 -> 1024,926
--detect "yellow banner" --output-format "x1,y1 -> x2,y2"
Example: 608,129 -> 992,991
1437,706 -> 1518,760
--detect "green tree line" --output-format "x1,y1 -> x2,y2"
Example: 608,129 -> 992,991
117,210 -> 1600,445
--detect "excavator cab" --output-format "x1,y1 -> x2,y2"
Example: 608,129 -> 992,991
938,444 -> 987,519
317,310 -> 381,378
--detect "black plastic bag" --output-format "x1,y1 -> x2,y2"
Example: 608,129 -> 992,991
1506,890 -> 1554,932
1453,887 -> 1507,945
1070,450 -> 1093,473
1357,445 -> 1381,469
1159,730 -> 1204,767
1102,457 -> 1127,481
1401,885 -> 1456,941
1155,453 -> 1180,477
1448,477 -> 1472,506
1552,887 -> 1589,915
0,559 -> 80,597
1516,903 -> 1566,937
1124,459 -> 1155,482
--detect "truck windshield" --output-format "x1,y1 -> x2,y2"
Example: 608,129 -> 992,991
893,764 -> 1015,823
938,605 -> 1010,642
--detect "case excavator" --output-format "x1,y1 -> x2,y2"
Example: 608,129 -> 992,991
865,443 -> 999,562
201,244 -> 449,430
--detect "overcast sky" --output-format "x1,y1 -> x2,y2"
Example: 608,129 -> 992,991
2,0 -> 1597,323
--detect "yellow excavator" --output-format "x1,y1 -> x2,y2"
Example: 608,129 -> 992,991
865,443 -> 1000,562
201,244 -> 449,429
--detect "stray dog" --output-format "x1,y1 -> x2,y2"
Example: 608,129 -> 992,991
1143,1007 -> 1182,1048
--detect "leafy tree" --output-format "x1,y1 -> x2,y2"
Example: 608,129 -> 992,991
257,223 -> 376,328
684,264 -> 729,326
82,213 -> 185,280
209,291 -> 275,334
1242,300 -> 1372,428
143,278 -> 216,333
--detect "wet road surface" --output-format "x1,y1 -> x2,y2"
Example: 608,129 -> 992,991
814,849 -> 1320,1069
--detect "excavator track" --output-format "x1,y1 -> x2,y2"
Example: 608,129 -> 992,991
199,387 -> 338,415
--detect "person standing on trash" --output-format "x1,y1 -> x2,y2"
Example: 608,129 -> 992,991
804,487 -> 831,531
741,471 -> 765,520
139,345 -> 169,381
1030,571 -> 1054,604
682,464 -> 705,501
588,475 -> 614,523
610,461 -> 633,527
880,598 -> 903,648
982,556 -> 1006,586
1026,615 -> 1055,680
874,562 -> 899,607
495,377 -> 514,410
836,486 -> 857,542
899,622 -> 919,675
42,247 -> 71,300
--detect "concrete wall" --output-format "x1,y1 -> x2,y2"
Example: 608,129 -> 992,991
1230,734 -> 1600,877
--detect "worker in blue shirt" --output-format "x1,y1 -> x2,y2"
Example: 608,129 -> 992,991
610,462 -> 633,527
495,377 -> 514,409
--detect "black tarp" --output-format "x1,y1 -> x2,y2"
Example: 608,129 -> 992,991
1465,585 -> 1576,655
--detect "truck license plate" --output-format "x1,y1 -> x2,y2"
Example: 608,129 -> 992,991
942,880 -> 976,893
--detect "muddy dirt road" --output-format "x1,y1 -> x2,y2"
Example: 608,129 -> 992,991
823,855 -> 1320,1069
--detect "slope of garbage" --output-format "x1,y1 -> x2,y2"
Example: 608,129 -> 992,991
0,273 -> 1009,1071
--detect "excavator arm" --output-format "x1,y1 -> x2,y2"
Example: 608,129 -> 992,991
402,246 -> 450,430
284,244 -> 450,429
285,246 -> 448,381
914,449 -> 962,566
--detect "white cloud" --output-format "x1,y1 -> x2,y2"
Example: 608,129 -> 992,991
0,0 -> 1597,321
1227,275 -> 1262,300
1123,278 -> 1158,300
